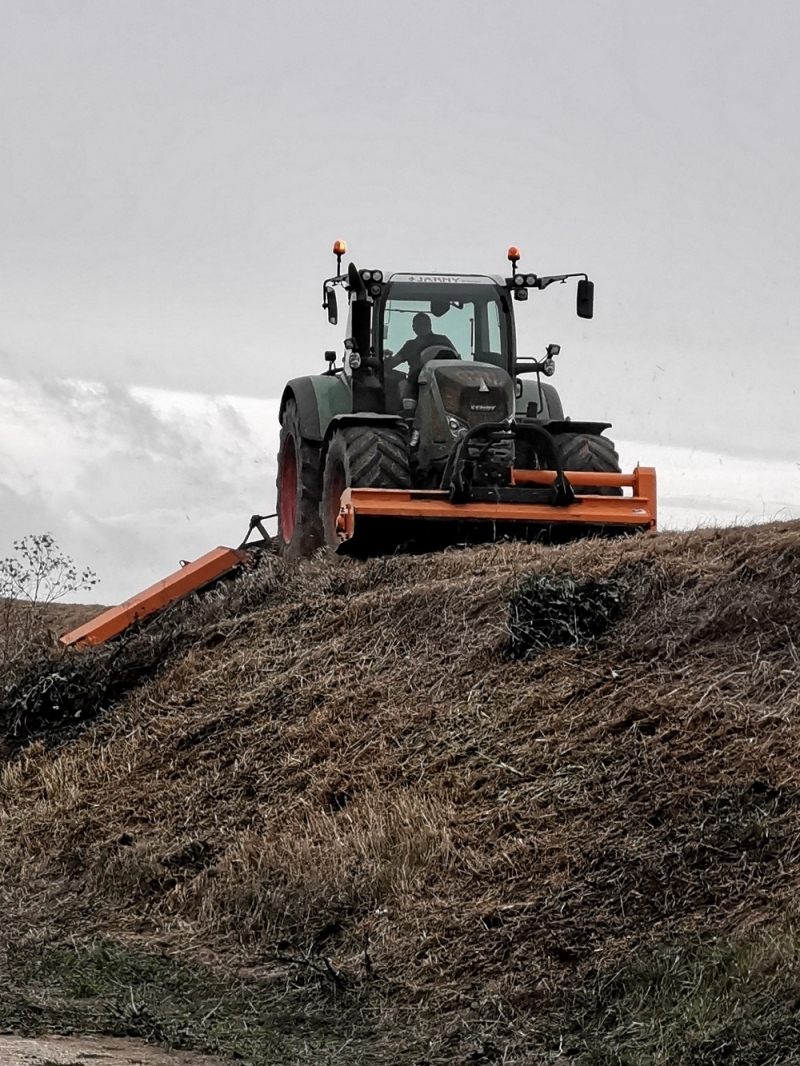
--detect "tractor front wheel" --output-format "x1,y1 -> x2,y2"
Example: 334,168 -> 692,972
321,425 -> 411,550
554,433 -> 623,495
276,399 -> 324,557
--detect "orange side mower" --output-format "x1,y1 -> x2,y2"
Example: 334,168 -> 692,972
276,243 -> 656,556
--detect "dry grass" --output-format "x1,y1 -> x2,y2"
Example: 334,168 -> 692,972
0,599 -> 104,683
1,523 -> 800,1063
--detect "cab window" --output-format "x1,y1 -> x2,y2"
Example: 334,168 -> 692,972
383,299 -> 476,368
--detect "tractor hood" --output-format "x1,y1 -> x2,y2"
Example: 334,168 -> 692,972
420,360 -> 515,429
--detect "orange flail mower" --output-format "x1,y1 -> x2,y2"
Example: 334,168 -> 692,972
335,468 -> 657,547
60,546 -> 253,649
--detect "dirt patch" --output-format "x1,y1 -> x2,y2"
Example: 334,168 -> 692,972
0,1034 -> 224,1064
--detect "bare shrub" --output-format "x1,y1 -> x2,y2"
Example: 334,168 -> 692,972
0,533 -> 97,683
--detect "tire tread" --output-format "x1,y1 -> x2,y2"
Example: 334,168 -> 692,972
555,432 -> 622,496
276,399 -> 324,556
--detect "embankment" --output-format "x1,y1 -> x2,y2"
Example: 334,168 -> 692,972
1,524 -> 799,1064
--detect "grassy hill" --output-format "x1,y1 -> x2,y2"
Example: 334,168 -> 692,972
1,523 -> 799,1065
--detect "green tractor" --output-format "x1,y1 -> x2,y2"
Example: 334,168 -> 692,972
276,242 -> 655,557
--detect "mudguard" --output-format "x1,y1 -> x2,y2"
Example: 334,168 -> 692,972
324,411 -> 406,438
539,420 -> 613,436
321,413 -> 408,459
515,378 -> 564,420
280,374 -> 352,442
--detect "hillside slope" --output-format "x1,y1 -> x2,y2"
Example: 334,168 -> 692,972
1,524 -> 800,1065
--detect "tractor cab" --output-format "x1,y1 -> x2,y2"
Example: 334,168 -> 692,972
322,245 -> 594,419
377,274 -> 513,415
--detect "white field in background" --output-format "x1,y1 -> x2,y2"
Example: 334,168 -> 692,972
616,441 -> 800,531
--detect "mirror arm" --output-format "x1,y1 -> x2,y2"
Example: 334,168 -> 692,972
321,274 -> 346,309
535,271 -> 588,290
516,360 -> 545,375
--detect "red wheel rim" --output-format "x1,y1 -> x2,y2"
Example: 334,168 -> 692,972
279,437 -> 298,542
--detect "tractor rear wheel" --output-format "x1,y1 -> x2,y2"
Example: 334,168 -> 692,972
276,399 -> 324,557
554,433 -> 623,495
321,425 -> 411,549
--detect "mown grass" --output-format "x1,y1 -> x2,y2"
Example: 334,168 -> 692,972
570,925 -> 800,1065
2,524 -> 800,1064
0,931 -> 427,1065
4,924 -> 800,1065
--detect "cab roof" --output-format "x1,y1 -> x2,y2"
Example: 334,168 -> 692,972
387,273 -> 505,287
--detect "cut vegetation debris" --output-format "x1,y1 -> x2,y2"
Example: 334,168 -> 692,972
1,522 -> 800,1065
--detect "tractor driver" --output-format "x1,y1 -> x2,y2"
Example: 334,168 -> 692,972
385,312 -> 457,382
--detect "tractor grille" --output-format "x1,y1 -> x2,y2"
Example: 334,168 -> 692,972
434,365 -> 513,429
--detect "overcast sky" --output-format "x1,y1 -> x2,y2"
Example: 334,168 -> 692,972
2,1 -> 799,600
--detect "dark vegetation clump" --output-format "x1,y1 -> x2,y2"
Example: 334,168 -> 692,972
1,523 -> 800,1064
2,643 -> 155,748
0,549 -> 275,753
507,568 -> 634,658
1,606 -> 207,751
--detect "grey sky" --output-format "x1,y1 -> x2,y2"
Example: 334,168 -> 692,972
2,0 -> 799,458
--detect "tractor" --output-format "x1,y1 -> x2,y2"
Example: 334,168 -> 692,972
276,242 -> 656,557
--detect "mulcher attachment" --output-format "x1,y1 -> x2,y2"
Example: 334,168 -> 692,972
327,419 -> 656,553
334,469 -> 656,553
332,419 -> 657,556
60,546 -> 254,649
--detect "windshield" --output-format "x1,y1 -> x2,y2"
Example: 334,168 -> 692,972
379,281 -> 510,372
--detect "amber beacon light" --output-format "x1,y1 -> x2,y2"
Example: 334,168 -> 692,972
333,239 -> 347,273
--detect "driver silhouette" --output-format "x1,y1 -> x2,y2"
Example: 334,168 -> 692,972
385,313 -> 456,380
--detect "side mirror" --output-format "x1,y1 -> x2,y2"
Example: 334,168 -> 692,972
326,288 -> 338,325
576,279 -> 594,319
